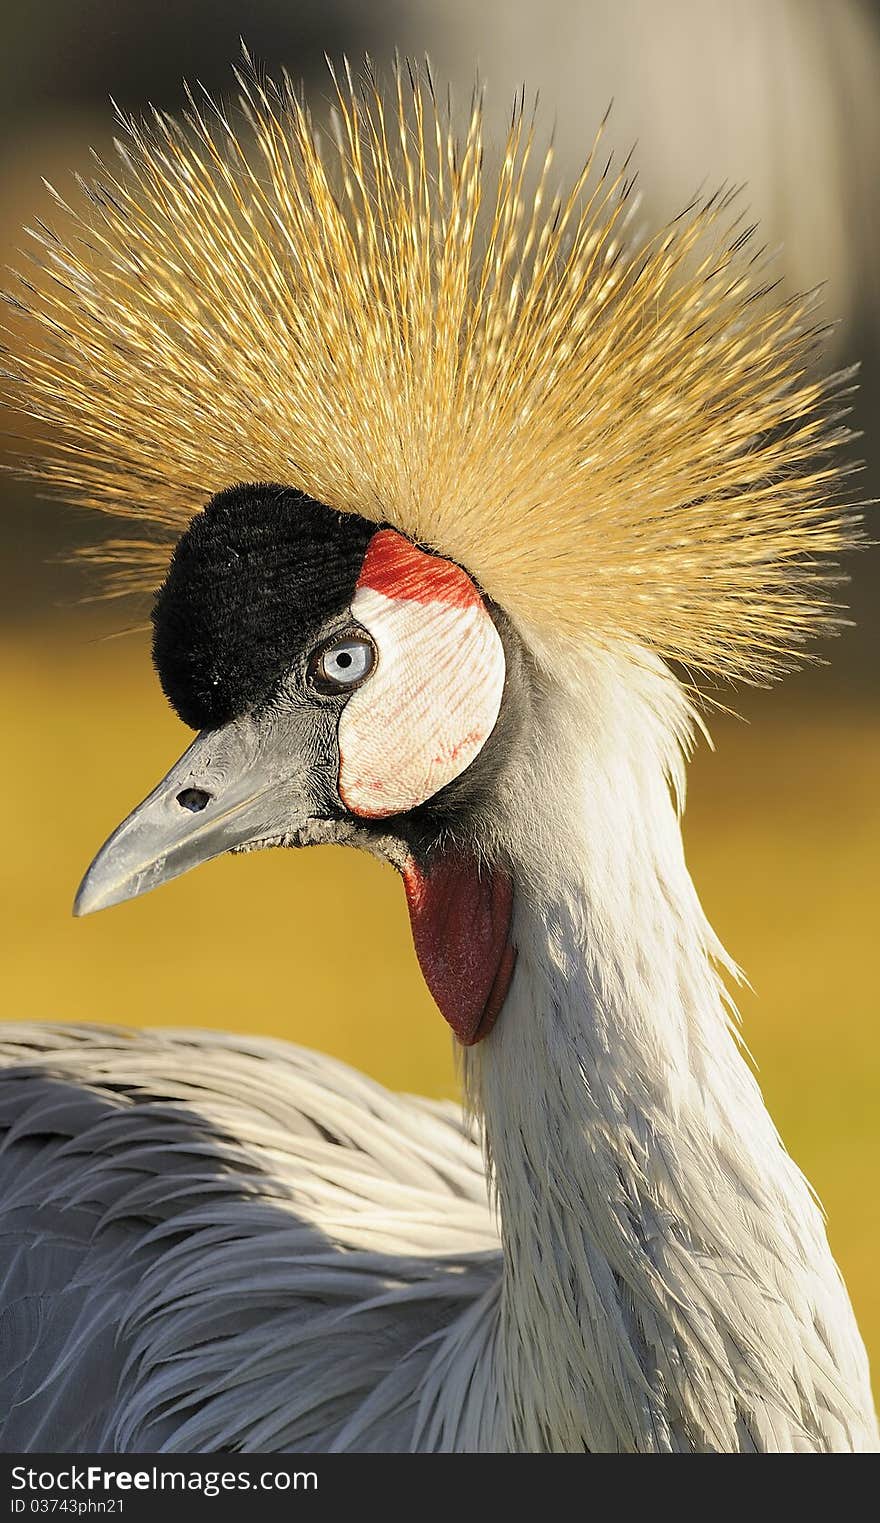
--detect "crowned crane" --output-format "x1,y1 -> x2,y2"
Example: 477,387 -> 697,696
0,60 -> 876,1454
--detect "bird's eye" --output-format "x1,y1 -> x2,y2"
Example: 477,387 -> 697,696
310,633 -> 377,693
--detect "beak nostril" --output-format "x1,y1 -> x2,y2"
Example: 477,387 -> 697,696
176,787 -> 213,813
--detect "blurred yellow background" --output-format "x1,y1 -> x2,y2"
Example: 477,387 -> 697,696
1,0 -> 878,1390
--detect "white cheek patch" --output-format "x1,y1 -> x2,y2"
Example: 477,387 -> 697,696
337,539 -> 506,819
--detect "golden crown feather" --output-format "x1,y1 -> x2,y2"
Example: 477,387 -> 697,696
2,55 -> 862,680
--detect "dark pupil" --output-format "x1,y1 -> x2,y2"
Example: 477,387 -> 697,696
336,651 -> 353,669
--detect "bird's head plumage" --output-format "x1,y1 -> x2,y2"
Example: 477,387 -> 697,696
2,56 -> 862,1045
5,55 -> 860,679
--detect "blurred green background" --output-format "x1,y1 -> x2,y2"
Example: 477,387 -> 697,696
1,0 -> 878,1382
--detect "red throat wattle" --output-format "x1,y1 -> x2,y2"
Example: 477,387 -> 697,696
402,850 -> 516,1045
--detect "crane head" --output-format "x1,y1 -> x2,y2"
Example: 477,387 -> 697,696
8,58 -> 863,1040
74,482 -> 529,1045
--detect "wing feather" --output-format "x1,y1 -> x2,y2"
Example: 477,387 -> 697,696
0,1023 -> 501,1452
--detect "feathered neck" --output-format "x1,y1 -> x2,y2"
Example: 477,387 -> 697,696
462,649 -> 875,1453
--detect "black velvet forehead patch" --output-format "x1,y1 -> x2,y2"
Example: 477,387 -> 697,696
152,484 -> 376,729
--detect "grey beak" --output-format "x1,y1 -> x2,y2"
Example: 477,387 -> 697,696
74,714 -> 315,917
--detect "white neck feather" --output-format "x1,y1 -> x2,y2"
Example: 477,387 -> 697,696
462,647 -> 876,1453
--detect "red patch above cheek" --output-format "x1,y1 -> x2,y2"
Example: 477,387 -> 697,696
402,850 -> 516,1045
358,529 -> 484,609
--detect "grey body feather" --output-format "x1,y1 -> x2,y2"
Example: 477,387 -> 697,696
0,1024 -> 499,1452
